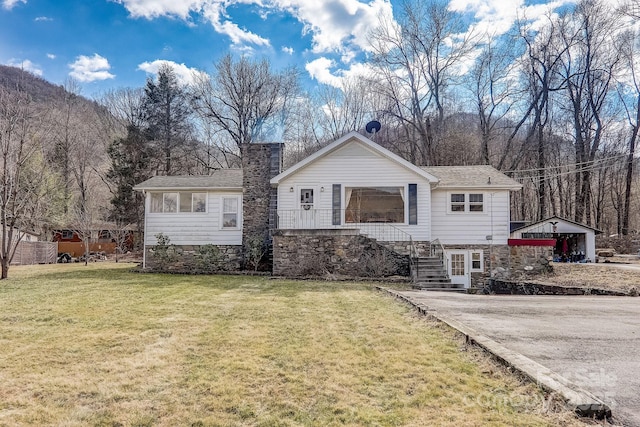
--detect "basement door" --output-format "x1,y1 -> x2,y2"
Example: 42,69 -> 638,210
447,251 -> 470,288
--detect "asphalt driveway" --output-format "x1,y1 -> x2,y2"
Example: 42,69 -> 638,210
397,291 -> 640,426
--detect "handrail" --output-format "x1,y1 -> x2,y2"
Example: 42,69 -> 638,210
430,238 -> 448,276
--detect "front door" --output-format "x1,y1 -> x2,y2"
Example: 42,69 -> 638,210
447,251 -> 470,288
299,187 -> 317,228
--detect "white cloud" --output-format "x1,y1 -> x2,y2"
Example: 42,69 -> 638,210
276,0 -> 393,56
46,53 -> 56,60
111,0 -> 206,19
35,16 -> 53,22
7,59 -> 42,76
137,59 -> 208,85
114,0 -> 392,56
306,56 -> 371,88
282,46 -> 294,55
448,0 -> 575,40
2,0 -> 26,10
68,54 -> 115,82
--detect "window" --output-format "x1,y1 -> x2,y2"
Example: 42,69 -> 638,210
450,192 -> 484,213
179,192 -> 207,213
300,188 -> 314,210
450,253 -> 465,276
61,230 -> 74,240
222,197 -> 239,229
345,187 -> 405,223
163,192 -> 178,213
469,194 -> 484,212
451,194 -> 465,212
150,192 -> 206,213
471,251 -> 483,271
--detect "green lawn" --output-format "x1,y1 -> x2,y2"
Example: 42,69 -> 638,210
0,263 -> 585,426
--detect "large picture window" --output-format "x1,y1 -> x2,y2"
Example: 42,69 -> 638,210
345,187 -> 405,223
150,192 -> 207,213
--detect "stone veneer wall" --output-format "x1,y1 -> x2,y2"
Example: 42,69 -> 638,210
273,229 -> 409,278
144,245 -> 242,272
443,243 -> 553,287
241,143 -> 283,269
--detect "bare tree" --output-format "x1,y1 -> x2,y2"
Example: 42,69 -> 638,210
467,36 -> 518,165
616,22 -> 640,235
556,0 -> 620,225
0,84 -> 52,278
369,0 -> 478,165
190,54 -> 299,156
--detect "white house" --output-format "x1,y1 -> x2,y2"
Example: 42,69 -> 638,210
133,171 -> 244,269
270,132 -> 521,287
135,132 -> 523,287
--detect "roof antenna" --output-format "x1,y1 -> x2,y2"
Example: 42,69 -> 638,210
365,120 -> 381,141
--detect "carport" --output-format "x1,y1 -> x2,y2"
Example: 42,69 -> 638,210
510,216 -> 600,262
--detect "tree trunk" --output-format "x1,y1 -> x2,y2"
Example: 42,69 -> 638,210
1,259 -> 8,279
622,123 -> 638,235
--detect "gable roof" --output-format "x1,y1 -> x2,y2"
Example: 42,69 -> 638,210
133,170 -> 243,191
270,131 -> 439,184
422,165 -> 522,190
511,215 -> 602,234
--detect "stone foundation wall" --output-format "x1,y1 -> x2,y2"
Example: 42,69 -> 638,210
441,244 -> 552,286
144,244 -> 242,273
505,245 -> 553,278
273,229 -> 409,278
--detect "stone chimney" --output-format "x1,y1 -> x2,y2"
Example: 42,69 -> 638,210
241,143 -> 283,269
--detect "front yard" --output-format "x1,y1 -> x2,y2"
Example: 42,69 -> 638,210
0,264 -> 586,426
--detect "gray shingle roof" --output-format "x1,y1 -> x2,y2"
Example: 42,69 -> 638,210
133,170 -> 243,190
422,165 -> 521,189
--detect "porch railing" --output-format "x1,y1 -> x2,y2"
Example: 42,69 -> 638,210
275,209 -> 414,242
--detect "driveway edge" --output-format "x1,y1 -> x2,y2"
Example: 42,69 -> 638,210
378,287 -> 612,420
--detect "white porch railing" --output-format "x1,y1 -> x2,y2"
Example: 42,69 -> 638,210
275,209 -> 413,243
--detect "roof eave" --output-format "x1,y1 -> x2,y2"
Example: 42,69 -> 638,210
133,186 -> 243,192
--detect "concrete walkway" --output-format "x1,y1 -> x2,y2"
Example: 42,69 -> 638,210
395,291 -> 640,426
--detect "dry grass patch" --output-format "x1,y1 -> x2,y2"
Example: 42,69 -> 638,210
0,263 -> 590,426
537,263 -> 640,294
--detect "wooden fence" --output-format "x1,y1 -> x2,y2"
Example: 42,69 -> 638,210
12,241 -> 58,265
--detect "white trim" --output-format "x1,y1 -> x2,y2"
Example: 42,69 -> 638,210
270,132 -> 440,185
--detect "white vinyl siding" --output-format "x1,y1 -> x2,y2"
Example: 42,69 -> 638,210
275,140 -> 431,241
432,189 -> 511,244
144,190 -> 242,246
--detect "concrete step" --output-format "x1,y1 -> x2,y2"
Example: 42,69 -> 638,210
413,286 -> 468,293
415,281 -> 459,288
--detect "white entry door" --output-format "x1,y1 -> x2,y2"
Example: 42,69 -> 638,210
299,187 -> 317,228
447,251 -> 470,288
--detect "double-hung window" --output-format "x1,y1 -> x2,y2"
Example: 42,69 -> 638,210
449,193 -> 484,213
222,197 -> 239,229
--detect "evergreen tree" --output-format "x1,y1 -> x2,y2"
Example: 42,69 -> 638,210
142,64 -> 193,175
107,125 -> 152,232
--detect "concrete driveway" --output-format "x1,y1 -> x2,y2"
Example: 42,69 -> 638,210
397,291 -> 640,426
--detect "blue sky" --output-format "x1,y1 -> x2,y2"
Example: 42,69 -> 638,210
0,0 -> 572,97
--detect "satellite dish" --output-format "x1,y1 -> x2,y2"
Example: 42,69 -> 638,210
365,120 -> 381,134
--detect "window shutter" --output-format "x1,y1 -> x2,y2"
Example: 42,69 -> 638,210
332,184 -> 341,225
408,184 -> 417,225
